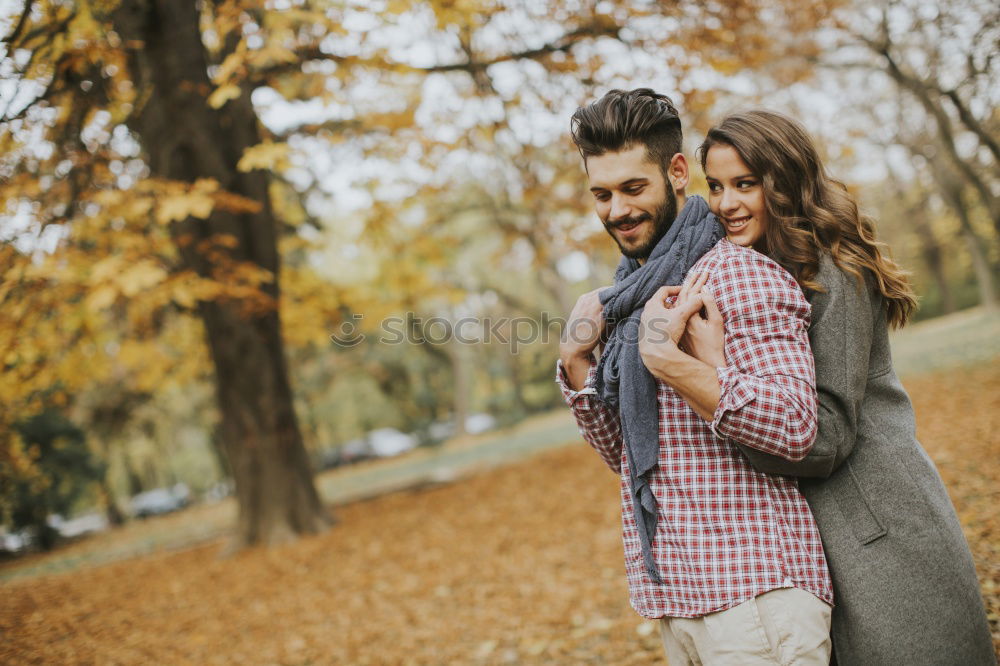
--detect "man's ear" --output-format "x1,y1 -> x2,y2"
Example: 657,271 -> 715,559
667,153 -> 689,193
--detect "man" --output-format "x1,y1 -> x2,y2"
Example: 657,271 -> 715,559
557,88 -> 834,664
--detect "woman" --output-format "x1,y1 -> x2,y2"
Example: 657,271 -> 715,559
671,110 -> 994,664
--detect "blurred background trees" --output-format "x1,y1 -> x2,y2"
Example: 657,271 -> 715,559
1,0 -> 996,550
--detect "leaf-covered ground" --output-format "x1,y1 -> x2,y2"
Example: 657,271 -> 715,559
3,360 -> 998,665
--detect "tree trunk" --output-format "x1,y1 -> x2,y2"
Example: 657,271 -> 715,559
918,233 -> 956,315
96,476 -> 126,527
115,0 -> 330,547
959,227 -> 998,313
504,348 -> 532,417
447,341 -> 470,438
125,451 -> 145,497
939,181 -> 998,312
911,210 -> 955,315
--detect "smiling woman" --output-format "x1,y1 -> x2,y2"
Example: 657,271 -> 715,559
686,110 -> 995,664
703,144 -> 768,247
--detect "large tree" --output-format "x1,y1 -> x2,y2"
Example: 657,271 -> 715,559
1,0 -> 838,547
113,1 -> 331,545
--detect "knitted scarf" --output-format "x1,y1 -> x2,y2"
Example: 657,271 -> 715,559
596,195 -> 723,583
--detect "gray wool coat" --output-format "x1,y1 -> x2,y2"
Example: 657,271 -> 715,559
738,256 -> 995,665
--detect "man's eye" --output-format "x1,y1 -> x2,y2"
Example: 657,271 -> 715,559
624,187 -> 643,195
594,192 -> 610,201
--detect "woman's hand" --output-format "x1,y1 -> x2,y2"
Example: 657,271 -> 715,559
682,289 -> 727,368
639,274 -> 710,377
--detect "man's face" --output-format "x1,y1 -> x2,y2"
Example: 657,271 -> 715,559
586,145 -> 677,261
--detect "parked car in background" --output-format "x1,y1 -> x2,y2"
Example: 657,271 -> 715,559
0,528 -> 33,554
314,417 -> 500,473
203,479 -> 234,503
314,438 -> 376,470
129,483 -> 191,519
427,413 -> 498,442
464,413 -> 497,435
47,512 -> 109,539
367,428 -> 417,457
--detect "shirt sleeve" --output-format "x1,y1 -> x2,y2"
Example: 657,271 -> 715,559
555,358 -> 623,473
735,257 -> 873,477
709,252 -> 818,462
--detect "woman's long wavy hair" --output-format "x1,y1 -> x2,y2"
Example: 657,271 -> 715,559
698,110 -> 916,327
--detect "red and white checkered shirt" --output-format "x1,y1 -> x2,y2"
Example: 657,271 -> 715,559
557,239 -> 833,619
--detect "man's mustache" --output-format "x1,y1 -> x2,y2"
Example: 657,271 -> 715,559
607,212 -> 652,229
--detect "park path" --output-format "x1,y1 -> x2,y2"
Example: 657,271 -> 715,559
2,307 -> 996,583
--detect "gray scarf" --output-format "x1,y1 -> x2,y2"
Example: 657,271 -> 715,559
596,195 -> 723,583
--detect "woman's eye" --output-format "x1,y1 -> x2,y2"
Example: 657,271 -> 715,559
707,182 -> 721,193
737,180 -> 757,190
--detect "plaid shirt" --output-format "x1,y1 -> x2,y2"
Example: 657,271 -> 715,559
557,239 -> 833,619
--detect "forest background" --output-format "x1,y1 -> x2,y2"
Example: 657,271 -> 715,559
0,0 -> 997,561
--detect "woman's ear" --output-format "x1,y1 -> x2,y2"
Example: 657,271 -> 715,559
668,153 -> 690,193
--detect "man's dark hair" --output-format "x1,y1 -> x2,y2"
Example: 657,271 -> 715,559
570,88 -> 683,179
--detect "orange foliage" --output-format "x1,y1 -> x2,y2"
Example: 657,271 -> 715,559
1,360 -> 997,663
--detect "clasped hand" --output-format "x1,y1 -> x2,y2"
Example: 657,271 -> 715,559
638,272 -> 727,376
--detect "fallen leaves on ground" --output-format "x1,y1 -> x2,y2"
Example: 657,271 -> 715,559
2,361 -> 998,664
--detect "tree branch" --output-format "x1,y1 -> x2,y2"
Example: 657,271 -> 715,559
872,42 -> 1000,231
941,87 -> 1000,165
1,0 -> 34,46
1,71 -> 57,123
421,22 -> 621,75
268,117 -> 363,142
249,20 -> 620,90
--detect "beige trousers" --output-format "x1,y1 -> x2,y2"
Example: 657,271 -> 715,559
658,587 -> 832,666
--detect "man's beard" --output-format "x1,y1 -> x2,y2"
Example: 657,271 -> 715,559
604,191 -> 678,260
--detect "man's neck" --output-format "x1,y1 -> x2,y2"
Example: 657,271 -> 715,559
638,192 -> 687,266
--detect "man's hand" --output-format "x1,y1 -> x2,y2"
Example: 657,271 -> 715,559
560,288 -> 608,391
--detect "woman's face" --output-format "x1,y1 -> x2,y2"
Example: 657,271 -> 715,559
704,144 -> 768,247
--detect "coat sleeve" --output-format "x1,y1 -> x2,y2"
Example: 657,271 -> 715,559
737,260 -> 874,478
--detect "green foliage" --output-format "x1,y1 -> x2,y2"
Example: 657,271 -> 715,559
7,411 -> 103,550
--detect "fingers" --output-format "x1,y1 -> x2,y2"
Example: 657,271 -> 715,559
679,271 -> 710,301
701,290 -> 722,324
651,278 -> 710,317
678,273 -> 693,301
674,292 -> 706,320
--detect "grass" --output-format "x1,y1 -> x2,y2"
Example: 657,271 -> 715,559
889,306 -> 1000,377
